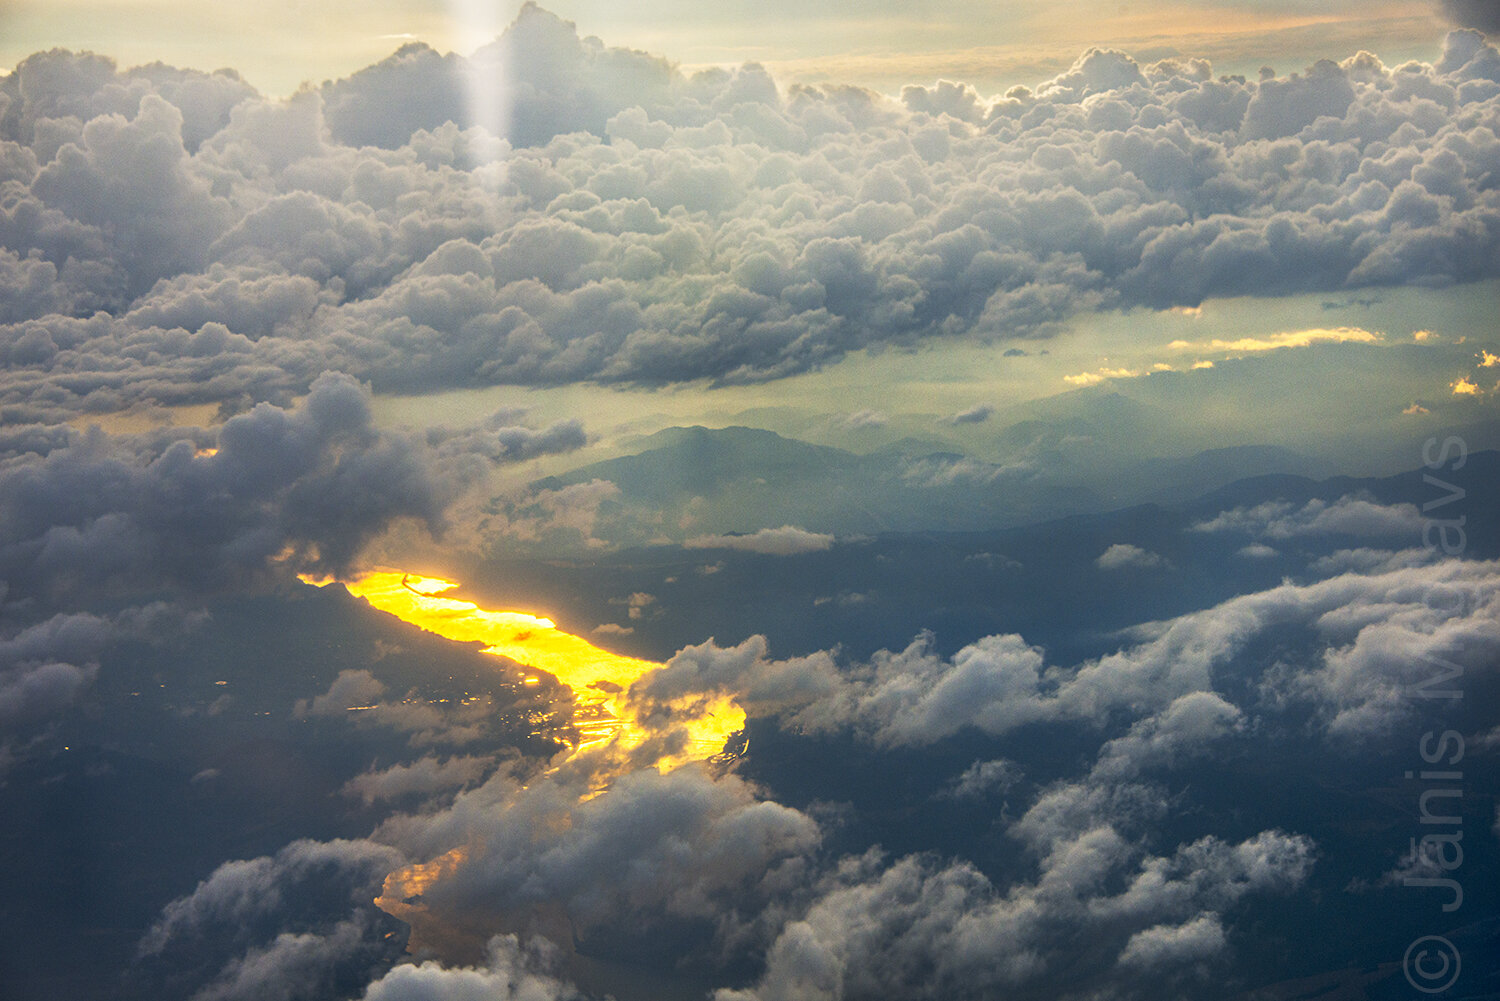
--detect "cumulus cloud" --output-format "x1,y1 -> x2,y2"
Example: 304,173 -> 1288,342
2,18 -> 1498,418
1090,692 -> 1244,779
943,758 -> 1021,799
0,602 -> 202,730
1190,495 -> 1424,539
0,372 -> 458,602
1097,543 -> 1168,570
685,525 -> 836,555
639,559 -> 1499,747
295,668 -> 499,746
1116,912 -> 1226,968
372,762 -> 821,956
947,403 -> 994,424
1442,2 -> 1500,33
718,820 -> 1310,1001
425,414 -> 586,464
361,934 -> 584,1001
296,669 -> 387,717
137,838 -> 409,1000
342,755 -> 496,805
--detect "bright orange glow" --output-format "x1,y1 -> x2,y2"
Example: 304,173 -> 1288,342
305,570 -> 745,770
1169,326 -> 1380,353
305,569 -> 747,956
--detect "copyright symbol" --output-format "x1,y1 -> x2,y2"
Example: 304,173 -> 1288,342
1404,935 -> 1461,994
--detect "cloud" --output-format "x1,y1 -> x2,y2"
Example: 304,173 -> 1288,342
786,633 -> 1054,746
1189,495 -> 1424,539
1451,376 -> 1483,395
372,762 -> 822,955
664,559 -> 1499,747
1237,543 -> 1279,559
838,409 -> 888,430
1441,2 -> 1500,33
489,479 -> 622,550
137,838 -> 409,1000
1096,543 -> 1167,570
1090,692 -> 1244,779
719,820 -> 1311,1001
1307,546 -> 1438,576
0,372 -> 463,603
1065,366 -> 1143,386
1116,912 -> 1226,968
947,404 -> 994,424
295,667 -> 499,746
1168,326 -> 1381,353
342,755 -> 495,805
685,526 -> 835,555
629,634 -> 842,722
0,602 -> 203,730
361,934 -> 584,1001
592,622 -> 634,636
3,22 -> 1500,413
296,669 -> 387,717
425,414 -> 586,464
943,758 -> 1021,799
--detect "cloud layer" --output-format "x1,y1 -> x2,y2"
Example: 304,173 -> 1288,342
2,12 -> 1498,423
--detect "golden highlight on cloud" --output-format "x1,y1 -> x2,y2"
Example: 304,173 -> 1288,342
1064,366 -> 1143,386
1169,326 -> 1381,354
1452,376 -> 1483,396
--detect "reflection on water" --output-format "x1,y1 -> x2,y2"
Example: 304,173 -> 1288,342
319,570 -> 744,765
301,569 -> 747,957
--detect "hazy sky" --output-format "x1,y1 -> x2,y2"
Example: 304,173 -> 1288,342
0,0 -> 1463,96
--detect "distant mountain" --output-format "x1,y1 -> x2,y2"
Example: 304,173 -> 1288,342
524,423 -> 1332,545
480,450 -> 1500,665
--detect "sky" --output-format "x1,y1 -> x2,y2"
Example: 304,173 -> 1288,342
1,3 -> 1499,1000
0,0 -> 1480,96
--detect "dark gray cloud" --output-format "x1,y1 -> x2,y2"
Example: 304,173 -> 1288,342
0,602 -> 202,731
372,762 -> 821,945
1442,1 -> 1500,33
137,838 -> 408,1001
425,413 -> 586,463
1,18 -> 1498,417
341,755 -> 495,805
0,372 -> 453,600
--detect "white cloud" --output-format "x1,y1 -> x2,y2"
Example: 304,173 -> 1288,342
1191,495 -> 1424,539
1116,912 -> 1226,968
1096,543 -> 1167,570
362,934 -> 582,1001
658,558 -> 1500,747
342,755 -> 494,805
3,21 -> 1500,420
685,525 -> 835,555
943,758 -> 1021,799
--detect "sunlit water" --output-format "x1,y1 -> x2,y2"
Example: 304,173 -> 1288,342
301,569 -> 746,954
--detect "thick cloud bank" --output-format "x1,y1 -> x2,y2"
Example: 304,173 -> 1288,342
0,372 -> 452,599
3,10 -> 1499,420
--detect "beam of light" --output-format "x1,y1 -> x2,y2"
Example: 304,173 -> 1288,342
450,0 -> 510,165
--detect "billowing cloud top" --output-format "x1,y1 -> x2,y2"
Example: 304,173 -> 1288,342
1,8 -> 1498,422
